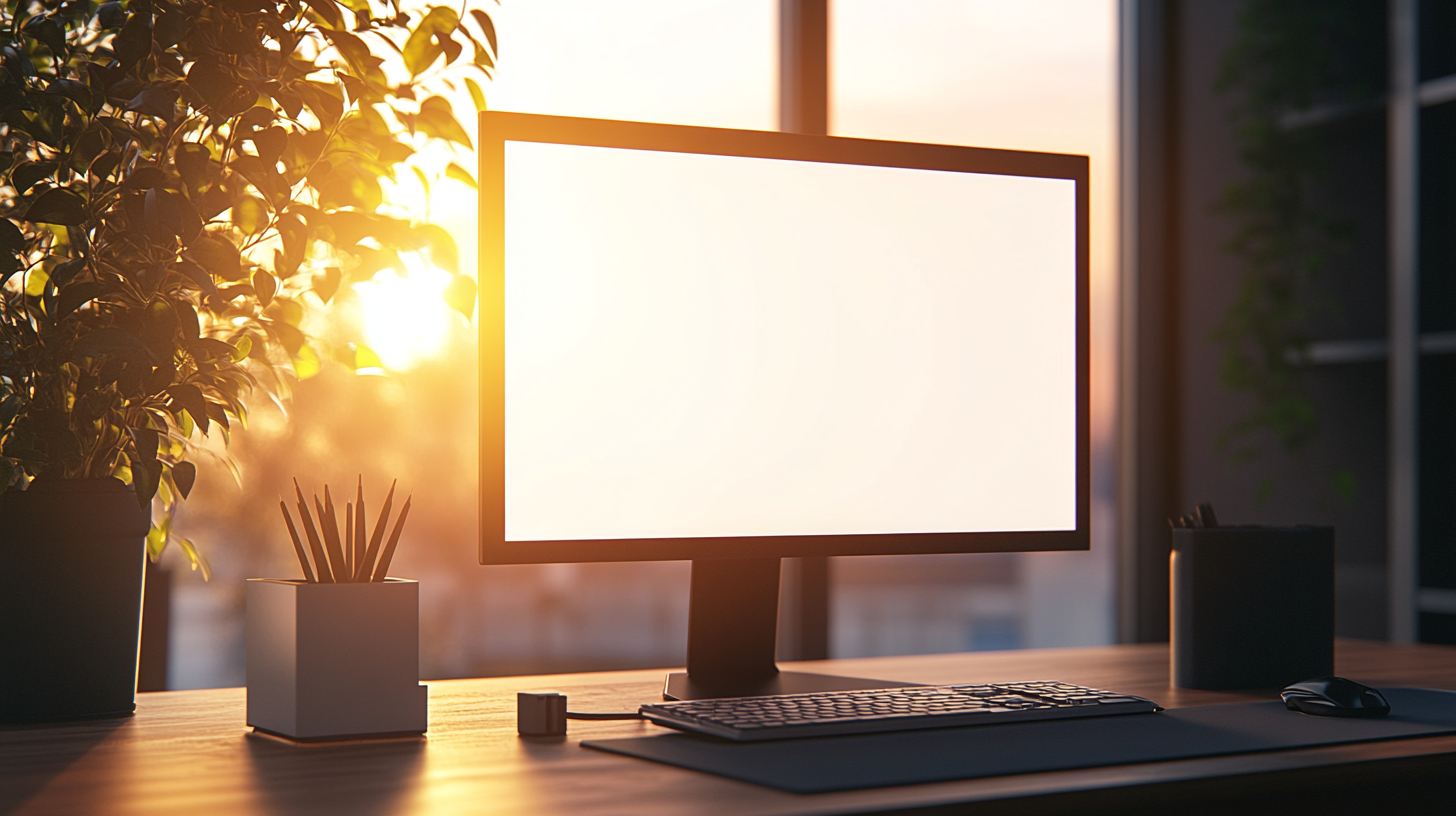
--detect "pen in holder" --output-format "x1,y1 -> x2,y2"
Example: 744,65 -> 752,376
246,478 -> 427,741
1170,510 -> 1334,690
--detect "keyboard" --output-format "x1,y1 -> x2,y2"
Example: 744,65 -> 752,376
639,681 -> 1162,741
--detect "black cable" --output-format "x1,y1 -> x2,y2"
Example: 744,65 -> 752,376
565,710 -> 644,720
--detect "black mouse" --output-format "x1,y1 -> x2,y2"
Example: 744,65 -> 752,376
1281,677 -> 1391,718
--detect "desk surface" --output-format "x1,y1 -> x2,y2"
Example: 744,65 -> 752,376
3,640 -> 1455,816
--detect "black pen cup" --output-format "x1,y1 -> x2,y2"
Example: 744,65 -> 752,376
1171,526 -> 1334,690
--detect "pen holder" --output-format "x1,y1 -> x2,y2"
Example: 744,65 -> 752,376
1171,526 -> 1334,690
246,578 -> 428,740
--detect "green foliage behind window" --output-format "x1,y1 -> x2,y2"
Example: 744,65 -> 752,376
1215,0 -> 1382,475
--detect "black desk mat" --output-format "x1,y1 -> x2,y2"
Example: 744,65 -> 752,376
582,687 -> 1456,793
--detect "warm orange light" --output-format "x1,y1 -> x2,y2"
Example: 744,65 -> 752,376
353,254 -> 457,371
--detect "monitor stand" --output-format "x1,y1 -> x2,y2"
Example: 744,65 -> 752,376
663,558 -> 917,701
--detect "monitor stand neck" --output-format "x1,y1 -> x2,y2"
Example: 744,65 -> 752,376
662,558 -> 914,701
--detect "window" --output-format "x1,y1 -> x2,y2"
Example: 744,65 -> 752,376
167,0 -> 1119,687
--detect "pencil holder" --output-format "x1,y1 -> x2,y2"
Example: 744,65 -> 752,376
1171,526 -> 1334,690
246,578 -> 428,740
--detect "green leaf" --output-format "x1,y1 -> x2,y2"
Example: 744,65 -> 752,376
301,0 -> 346,29
146,520 -> 169,561
0,255 -> 20,288
416,96 -> 472,148
312,266 -> 342,303
471,39 -> 495,71
293,345 -> 322,380
230,335 -> 253,363
445,162 -> 477,189
187,57 -> 256,119
47,79 -> 95,114
465,77 -> 487,112
253,269 -> 277,308
49,259 -> 85,288
172,461 -> 197,499
132,458 -> 162,507
417,223 -> 459,273
297,82 -> 344,127
250,126 -> 288,165
13,162 -> 58,195
73,328 -> 154,368
470,9 -> 499,57
23,266 -> 49,297
129,427 -> 160,461
184,234 -> 245,281
322,28 -> 385,82
55,281 -> 114,321
232,195 -> 268,235
22,187 -> 88,225
402,32 -> 443,79
403,7 -> 461,77
317,165 -> 383,211
442,274 -> 477,319
22,15 -> 68,57
0,218 -> 25,252
153,9 -> 191,49
354,345 -> 385,371
167,383 -> 211,436
269,320 -> 306,356
97,2 -> 126,30
114,12 -> 153,67
175,536 -> 212,580
175,144 -> 213,188
125,85 -> 180,118
198,186 -> 231,220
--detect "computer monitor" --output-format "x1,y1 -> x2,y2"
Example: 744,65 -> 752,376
478,111 -> 1088,700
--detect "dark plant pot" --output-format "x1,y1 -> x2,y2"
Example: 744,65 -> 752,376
0,479 -> 151,723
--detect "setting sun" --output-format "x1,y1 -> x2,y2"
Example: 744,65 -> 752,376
353,254 -> 460,372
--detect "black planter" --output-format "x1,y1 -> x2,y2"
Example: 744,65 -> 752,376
0,479 -> 152,722
1171,526 -> 1335,690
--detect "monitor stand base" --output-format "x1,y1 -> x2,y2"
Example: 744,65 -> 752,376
663,670 -> 915,701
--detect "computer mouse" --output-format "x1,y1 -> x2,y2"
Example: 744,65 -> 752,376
1281,677 -> 1391,718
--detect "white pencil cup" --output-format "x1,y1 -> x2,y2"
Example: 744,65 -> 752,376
246,578 -> 428,740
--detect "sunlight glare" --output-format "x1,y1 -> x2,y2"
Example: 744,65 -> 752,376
353,254 -> 456,371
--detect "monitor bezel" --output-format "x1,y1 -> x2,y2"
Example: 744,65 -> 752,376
478,111 -> 1090,565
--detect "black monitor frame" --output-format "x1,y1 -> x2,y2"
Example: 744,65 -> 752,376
478,112 -> 1089,698
478,111 -> 1090,566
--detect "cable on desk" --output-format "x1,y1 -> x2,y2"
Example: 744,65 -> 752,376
566,711 -> 644,720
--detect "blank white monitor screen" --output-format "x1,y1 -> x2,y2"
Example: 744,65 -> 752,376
503,140 -> 1077,543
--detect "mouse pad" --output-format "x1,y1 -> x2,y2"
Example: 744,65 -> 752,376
582,687 -> 1456,793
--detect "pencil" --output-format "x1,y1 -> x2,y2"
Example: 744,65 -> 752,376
361,480 -> 395,582
370,495 -> 411,582
279,500 -> 316,583
317,488 -> 348,583
353,477 -> 366,581
294,480 -> 333,583
344,501 -> 354,581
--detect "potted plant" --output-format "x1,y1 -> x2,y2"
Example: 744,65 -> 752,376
0,0 -> 488,722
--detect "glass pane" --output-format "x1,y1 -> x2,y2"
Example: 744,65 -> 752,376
488,0 -> 777,129
167,1 -> 776,690
831,0 -> 1120,653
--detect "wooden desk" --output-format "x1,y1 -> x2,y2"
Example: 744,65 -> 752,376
3,640 -> 1455,815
